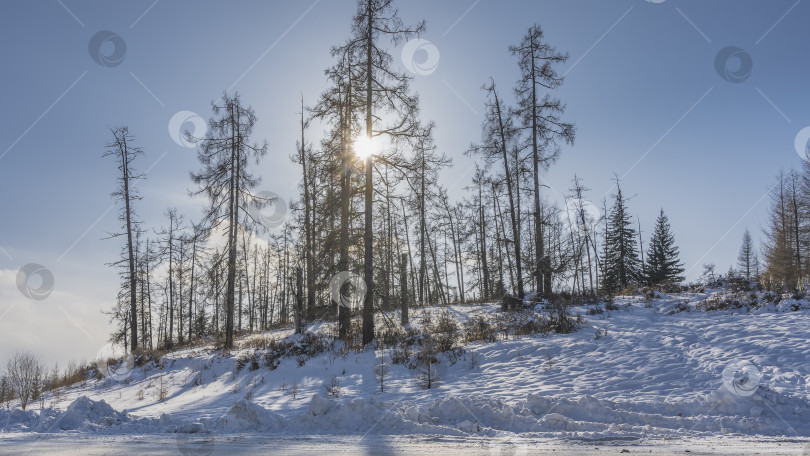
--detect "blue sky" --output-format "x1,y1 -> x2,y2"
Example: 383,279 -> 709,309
1,0 -> 808,365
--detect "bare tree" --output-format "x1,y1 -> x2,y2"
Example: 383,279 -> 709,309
103,126 -> 144,351
156,209 -> 183,349
191,92 -> 268,350
335,0 -> 425,345
511,24 -> 575,297
468,80 -> 524,298
762,171 -> 801,290
295,97 -> 316,323
5,352 -> 43,410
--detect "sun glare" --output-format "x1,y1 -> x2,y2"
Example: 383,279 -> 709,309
354,135 -> 377,160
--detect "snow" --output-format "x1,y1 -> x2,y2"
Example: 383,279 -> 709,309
1,289 -> 809,452
50,396 -> 128,431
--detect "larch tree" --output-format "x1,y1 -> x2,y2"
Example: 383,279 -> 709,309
294,97 -> 316,324
156,208 -> 183,349
103,126 -> 144,352
407,123 -> 449,306
190,93 -> 268,350
510,23 -> 575,298
184,222 -> 202,342
310,50 -> 362,341
468,79 -> 525,298
472,167 -> 492,302
336,0 -> 425,345
762,170 -> 803,290
567,175 -> 598,293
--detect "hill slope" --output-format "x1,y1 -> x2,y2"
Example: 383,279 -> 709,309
1,290 -> 809,446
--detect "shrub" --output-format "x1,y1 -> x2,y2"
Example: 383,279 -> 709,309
619,285 -> 640,296
543,297 -> 579,334
325,374 -> 341,397
132,348 -> 165,368
157,375 -> 168,402
463,316 -> 497,343
415,340 -> 439,390
376,326 -> 409,347
671,300 -> 690,314
696,291 -> 754,312
586,306 -> 604,316
512,310 -> 549,336
263,351 -> 281,370
430,310 -> 460,352
244,333 -> 334,371
500,294 -> 523,311
391,344 -> 412,365
235,351 -> 259,372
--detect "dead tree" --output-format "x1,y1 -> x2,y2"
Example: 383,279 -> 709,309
102,126 -> 144,351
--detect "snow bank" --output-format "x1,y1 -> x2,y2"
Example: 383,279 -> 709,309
50,396 -> 129,431
209,390 -> 810,438
216,399 -> 283,432
3,389 -> 808,439
0,407 -> 58,433
301,394 -> 459,435
0,397 -> 131,433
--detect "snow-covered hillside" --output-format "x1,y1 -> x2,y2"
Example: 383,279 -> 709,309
1,289 -> 810,453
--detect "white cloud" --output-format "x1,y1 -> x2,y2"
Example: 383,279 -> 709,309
0,268 -> 113,368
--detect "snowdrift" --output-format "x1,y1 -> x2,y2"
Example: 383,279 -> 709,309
2,384 -> 808,439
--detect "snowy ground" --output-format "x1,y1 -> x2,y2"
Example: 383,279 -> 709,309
1,290 -> 809,454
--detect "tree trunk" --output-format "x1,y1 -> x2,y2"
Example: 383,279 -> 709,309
224,102 -> 238,350
295,267 -> 304,334
188,235 -> 196,342
400,253 -> 408,326
338,72 -> 352,341
119,135 -> 138,352
478,182 -> 490,301
299,99 -> 316,321
493,89 -> 524,298
362,0 -> 375,346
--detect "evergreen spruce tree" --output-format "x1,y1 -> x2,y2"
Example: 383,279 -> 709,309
602,181 -> 641,293
737,229 -> 759,282
644,209 -> 685,285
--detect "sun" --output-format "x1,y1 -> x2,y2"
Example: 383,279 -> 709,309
354,135 -> 378,160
